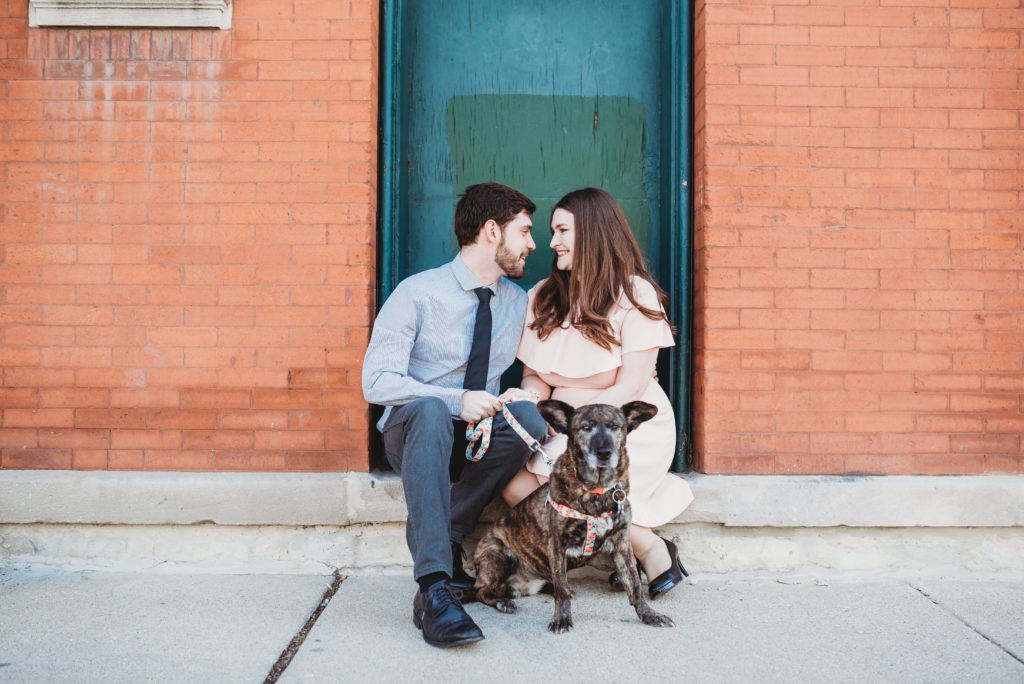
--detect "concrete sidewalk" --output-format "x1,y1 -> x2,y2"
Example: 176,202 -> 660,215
1,568 -> 1022,683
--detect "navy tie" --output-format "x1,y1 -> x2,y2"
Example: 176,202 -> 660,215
463,287 -> 493,391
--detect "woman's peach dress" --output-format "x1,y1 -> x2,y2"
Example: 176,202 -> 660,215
517,277 -> 694,527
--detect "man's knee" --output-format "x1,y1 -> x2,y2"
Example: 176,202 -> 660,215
390,398 -> 454,473
402,396 -> 453,431
504,400 -> 548,442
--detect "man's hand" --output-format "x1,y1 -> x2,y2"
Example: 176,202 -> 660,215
498,388 -> 540,404
460,390 -> 502,423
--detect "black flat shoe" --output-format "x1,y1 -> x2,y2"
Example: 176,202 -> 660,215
647,538 -> 688,599
413,581 -> 484,648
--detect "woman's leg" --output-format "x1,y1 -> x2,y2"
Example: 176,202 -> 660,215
629,525 -> 671,578
502,468 -> 545,507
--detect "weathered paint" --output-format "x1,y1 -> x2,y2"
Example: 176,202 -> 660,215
396,0 -> 666,288
446,94 -> 651,284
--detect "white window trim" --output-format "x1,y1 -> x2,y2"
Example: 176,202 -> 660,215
29,0 -> 232,29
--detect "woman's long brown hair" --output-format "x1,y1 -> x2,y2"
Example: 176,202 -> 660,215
530,188 -> 670,350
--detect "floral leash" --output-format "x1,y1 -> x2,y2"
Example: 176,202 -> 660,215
465,404 -> 553,466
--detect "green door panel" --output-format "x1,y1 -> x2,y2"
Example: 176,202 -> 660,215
446,95 -> 652,285
398,0 -> 666,286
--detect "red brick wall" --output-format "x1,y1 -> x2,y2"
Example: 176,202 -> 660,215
1,1 -> 377,471
693,0 -> 1024,474
4,0 -> 1021,476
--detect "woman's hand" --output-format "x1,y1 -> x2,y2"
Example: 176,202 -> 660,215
498,387 -> 541,404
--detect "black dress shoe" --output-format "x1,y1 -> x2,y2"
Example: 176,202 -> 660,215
450,541 -> 475,592
609,537 -> 689,598
413,581 -> 484,648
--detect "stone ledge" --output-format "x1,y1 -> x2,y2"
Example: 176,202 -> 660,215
684,474 -> 1024,527
1,470 -> 1022,528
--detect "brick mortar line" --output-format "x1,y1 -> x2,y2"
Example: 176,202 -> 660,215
264,570 -> 346,684
909,582 -> 1024,668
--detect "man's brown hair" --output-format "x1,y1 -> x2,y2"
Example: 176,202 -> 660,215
454,183 -> 536,247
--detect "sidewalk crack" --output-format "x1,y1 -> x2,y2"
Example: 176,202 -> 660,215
264,570 -> 346,683
910,583 -> 1024,668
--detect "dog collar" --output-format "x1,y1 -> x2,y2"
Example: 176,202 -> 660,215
546,493 -> 621,556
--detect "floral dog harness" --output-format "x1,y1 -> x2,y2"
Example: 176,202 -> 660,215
546,494 -> 616,557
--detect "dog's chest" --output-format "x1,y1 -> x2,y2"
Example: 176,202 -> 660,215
565,515 -> 616,558
559,512 -> 624,560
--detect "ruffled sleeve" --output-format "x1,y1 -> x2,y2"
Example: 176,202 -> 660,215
517,281 -> 622,378
618,277 -> 675,355
517,277 -> 674,377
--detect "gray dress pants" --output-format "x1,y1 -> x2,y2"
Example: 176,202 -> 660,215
382,397 -> 547,581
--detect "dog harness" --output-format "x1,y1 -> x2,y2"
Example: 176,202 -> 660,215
546,493 -> 623,556
465,405 -> 553,465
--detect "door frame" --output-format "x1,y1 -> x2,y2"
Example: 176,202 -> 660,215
376,0 -> 695,471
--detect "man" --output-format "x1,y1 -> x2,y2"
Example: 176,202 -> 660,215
362,183 -> 548,648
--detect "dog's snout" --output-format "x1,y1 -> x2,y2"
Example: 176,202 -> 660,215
591,430 -> 616,462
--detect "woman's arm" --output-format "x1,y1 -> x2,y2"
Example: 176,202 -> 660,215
520,365 -> 552,401
498,364 -> 552,403
588,348 -> 659,407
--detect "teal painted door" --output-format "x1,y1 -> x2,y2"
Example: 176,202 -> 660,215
380,0 -> 693,468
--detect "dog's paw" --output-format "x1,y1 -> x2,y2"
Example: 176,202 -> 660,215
547,617 -> 574,634
641,611 -> 675,628
495,599 -> 517,614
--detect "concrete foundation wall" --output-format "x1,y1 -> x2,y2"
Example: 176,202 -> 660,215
2,471 -> 1022,577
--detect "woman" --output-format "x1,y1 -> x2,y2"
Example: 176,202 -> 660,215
501,187 -> 694,598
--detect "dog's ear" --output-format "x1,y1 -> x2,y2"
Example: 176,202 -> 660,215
538,400 -> 574,435
621,401 -> 657,432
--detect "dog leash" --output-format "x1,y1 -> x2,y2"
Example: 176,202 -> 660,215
546,490 -> 625,556
465,404 -> 553,465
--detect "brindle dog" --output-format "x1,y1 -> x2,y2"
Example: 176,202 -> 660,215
472,399 -> 675,633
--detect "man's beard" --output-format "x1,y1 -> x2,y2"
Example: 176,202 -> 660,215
495,238 -> 527,279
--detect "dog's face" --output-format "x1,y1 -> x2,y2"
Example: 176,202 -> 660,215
538,400 -> 657,483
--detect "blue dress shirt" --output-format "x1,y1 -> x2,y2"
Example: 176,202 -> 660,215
362,254 -> 528,430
